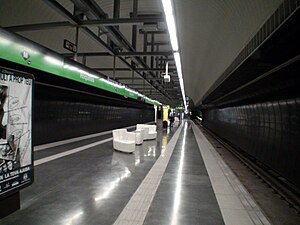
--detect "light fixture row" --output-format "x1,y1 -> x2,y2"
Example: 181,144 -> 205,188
162,0 -> 187,111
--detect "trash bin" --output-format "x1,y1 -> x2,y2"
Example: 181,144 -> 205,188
163,120 -> 168,128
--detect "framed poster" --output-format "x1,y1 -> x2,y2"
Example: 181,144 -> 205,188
0,67 -> 33,199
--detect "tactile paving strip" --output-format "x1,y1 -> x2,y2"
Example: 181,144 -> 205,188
192,122 -> 271,225
113,123 -> 184,225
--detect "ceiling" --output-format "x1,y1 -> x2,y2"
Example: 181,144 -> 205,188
0,0 -> 284,106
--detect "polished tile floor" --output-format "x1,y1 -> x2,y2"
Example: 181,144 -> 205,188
0,121 -> 270,225
0,125 -> 177,225
143,123 -> 224,225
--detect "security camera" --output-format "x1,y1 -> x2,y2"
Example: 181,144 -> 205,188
163,74 -> 170,83
161,62 -> 170,83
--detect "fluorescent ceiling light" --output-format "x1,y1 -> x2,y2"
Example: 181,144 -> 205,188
44,56 -> 63,66
0,36 -> 11,45
125,87 -> 139,95
162,0 -> 178,51
100,78 -> 125,89
162,0 -> 179,51
174,53 -> 187,110
64,64 -> 161,106
162,0 -> 187,110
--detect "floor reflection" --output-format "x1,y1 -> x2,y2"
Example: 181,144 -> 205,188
93,152 -> 134,203
94,167 -> 131,203
145,145 -> 156,157
61,209 -> 84,225
93,141 -> 159,205
112,151 -> 135,173
171,121 -> 188,225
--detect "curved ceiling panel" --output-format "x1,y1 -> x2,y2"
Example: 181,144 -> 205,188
174,0 -> 283,104
0,0 -> 66,26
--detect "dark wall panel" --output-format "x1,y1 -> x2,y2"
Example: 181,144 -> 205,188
201,9 -> 300,189
202,98 -> 300,187
33,84 -> 154,145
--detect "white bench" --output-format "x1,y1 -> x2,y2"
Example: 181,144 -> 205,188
112,129 -> 136,153
136,124 -> 157,140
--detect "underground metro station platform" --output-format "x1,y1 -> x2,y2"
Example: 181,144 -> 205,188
0,0 -> 300,224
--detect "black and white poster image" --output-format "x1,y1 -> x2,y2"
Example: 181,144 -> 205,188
0,68 -> 33,196
0,85 -> 18,172
0,82 -> 31,171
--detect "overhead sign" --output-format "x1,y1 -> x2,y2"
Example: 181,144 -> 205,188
63,39 -> 77,53
0,67 -> 33,199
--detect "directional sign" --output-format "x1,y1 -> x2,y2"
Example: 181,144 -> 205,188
63,39 -> 77,53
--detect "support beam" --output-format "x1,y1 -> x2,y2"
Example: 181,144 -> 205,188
147,41 -> 170,46
132,0 -> 138,50
113,56 -> 116,79
43,0 -> 173,103
143,32 -> 147,63
82,55 -> 87,65
150,33 -> 154,68
113,0 -> 120,30
116,77 -> 143,80
155,45 -> 159,77
93,68 -> 175,72
131,64 -> 135,84
126,84 -> 152,87
73,5 -> 84,61
135,88 -> 162,90
142,90 -> 180,92
113,0 -> 120,19
75,0 -> 172,102
5,17 -> 164,32
74,26 -> 79,61
118,51 -> 173,56
123,83 -> 180,87
135,87 -> 179,90
43,1 -> 80,25
158,63 -> 175,67
62,52 -> 112,57
96,68 -> 131,71
119,77 -> 164,81
81,17 -> 163,26
157,57 -> 174,62
139,29 -> 167,34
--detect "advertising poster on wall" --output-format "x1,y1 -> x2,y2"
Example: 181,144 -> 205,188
0,67 -> 33,199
